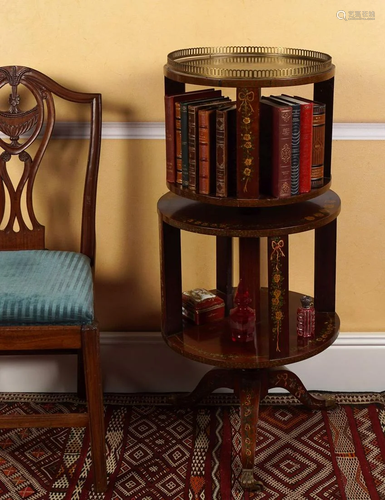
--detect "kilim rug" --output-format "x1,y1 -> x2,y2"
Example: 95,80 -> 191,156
0,392 -> 384,500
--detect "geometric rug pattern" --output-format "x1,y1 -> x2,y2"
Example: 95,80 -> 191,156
0,392 -> 384,499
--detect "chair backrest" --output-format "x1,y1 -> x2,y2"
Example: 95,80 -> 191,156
0,66 -> 102,264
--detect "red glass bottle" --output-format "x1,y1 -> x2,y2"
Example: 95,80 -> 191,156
229,280 -> 256,342
297,295 -> 315,338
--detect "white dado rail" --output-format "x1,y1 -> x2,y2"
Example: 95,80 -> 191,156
5,122 -> 383,141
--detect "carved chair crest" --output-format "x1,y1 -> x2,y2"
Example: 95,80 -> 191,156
0,66 -> 101,254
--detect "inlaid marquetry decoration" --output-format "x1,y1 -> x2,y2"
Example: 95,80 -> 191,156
0,66 -> 54,249
237,87 -> 260,198
268,235 -> 290,358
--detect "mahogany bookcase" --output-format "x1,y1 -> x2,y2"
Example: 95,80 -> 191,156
158,46 -> 340,491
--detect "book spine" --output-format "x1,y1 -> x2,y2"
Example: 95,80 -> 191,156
272,106 -> 292,198
164,95 -> 177,183
175,102 -> 183,185
180,102 -> 190,188
311,103 -> 326,188
198,109 -> 215,194
216,109 -> 227,197
188,105 -> 199,192
299,103 -> 313,193
236,88 -> 260,198
290,106 -> 300,195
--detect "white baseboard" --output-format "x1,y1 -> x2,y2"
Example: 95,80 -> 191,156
0,332 -> 384,394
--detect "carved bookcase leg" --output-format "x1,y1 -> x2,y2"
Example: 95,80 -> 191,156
268,367 -> 336,409
168,368 -> 236,406
236,372 -> 265,491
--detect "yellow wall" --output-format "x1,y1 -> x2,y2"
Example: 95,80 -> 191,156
1,0 -> 385,331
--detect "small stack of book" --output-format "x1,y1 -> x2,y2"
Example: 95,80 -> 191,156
165,89 -> 326,200
260,95 -> 326,199
165,89 -> 237,197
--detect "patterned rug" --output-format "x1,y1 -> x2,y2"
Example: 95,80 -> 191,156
0,392 -> 384,499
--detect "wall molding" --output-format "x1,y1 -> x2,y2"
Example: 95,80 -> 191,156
1,332 -> 384,394
42,122 -> 385,140
5,122 -> 384,140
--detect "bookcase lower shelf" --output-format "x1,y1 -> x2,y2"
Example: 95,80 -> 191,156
163,291 -> 339,491
164,290 -> 339,369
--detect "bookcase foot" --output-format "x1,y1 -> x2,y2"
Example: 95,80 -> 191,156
169,366 -> 335,491
268,367 -> 337,409
240,469 -> 264,491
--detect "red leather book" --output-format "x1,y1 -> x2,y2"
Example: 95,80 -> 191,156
164,89 -> 221,184
216,104 -> 237,197
294,96 -> 326,188
282,95 -> 313,193
260,98 -> 292,199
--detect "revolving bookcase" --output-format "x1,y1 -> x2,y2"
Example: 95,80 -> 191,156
158,46 -> 340,491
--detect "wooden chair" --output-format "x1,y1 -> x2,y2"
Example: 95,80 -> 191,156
0,66 -> 107,492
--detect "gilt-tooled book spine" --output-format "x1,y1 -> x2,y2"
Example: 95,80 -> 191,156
294,96 -> 326,188
260,98 -> 292,199
216,104 -> 237,198
310,102 -> 326,188
187,97 -> 228,192
297,102 -> 313,193
268,96 -> 300,196
165,89 -> 220,184
281,95 -> 313,193
198,108 -> 217,195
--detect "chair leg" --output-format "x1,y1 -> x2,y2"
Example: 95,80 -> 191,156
77,351 -> 86,400
81,324 -> 107,493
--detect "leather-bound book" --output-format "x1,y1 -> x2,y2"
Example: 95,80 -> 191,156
164,89 -> 221,184
186,97 -> 229,192
281,95 -> 313,193
198,107 -> 218,195
216,104 -> 237,197
294,96 -> 326,188
268,96 -> 300,195
260,98 -> 292,199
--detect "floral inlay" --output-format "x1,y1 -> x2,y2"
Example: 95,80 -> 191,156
238,90 -> 255,193
270,237 -> 286,352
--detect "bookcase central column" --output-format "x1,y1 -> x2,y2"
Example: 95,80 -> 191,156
239,236 -> 261,322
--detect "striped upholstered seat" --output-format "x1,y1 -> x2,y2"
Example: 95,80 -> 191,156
0,250 -> 93,325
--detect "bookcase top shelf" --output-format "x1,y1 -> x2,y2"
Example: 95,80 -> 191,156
167,178 -> 332,207
164,46 -> 335,87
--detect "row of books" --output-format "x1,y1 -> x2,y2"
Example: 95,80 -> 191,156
164,89 -> 326,199
260,95 -> 326,199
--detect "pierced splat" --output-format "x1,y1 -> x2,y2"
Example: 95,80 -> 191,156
0,66 -> 54,250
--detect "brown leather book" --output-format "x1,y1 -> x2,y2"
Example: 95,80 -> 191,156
260,98 -> 292,198
216,104 -> 237,197
198,107 -> 217,195
164,89 -> 221,184
187,98 -> 229,192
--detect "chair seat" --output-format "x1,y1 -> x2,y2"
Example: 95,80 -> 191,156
0,250 -> 94,325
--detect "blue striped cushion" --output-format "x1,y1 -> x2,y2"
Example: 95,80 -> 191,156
0,250 -> 94,325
